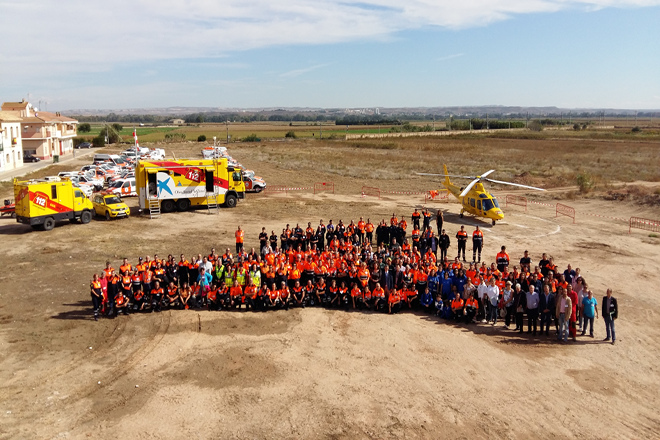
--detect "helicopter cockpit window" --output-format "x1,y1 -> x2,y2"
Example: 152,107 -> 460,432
477,200 -> 482,210
479,193 -> 488,198
492,198 -> 500,208
482,199 -> 494,211
470,199 -> 475,207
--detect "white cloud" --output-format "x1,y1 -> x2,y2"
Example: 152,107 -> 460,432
2,0 -> 658,78
280,64 -> 331,78
437,53 -> 464,62
1,0 -> 659,108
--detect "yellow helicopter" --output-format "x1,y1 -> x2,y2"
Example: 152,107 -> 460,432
418,164 -> 545,225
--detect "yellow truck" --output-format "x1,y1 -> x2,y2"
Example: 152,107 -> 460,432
136,159 -> 245,214
14,179 -> 94,230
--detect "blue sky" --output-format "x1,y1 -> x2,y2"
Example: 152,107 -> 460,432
0,0 -> 658,111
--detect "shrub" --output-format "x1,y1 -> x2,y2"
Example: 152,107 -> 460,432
92,135 -> 105,148
242,133 -> 261,142
164,133 -> 186,142
78,123 -> 91,133
577,172 -> 594,193
573,123 -> 581,131
197,134 -> 207,142
631,126 -> 641,133
73,137 -> 86,147
285,131 -> 297,139
111,123 -> 123,132
528,120 -> 543,132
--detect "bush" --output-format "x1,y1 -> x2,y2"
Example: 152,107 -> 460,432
577,172 -> 594,193
164,133 -> 186,142
573,123 -> 581,131
92,135 -> 105,148
242,133 -> 261,142
528,120 -> 543,132
285,131 -> 297,139
73,137 -> 86,147
111,123 -> 123,132
78,123 -> 91,133
197,134 -> 207,142
631,126 -> 641,133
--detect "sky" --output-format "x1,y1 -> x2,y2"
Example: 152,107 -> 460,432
0,0 -> 659,111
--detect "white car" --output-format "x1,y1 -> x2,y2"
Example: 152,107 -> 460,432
72,182 -> 94,198
107,178 -> 137,197
146,148 -> 165,160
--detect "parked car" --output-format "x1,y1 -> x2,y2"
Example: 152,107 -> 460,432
76,142 -> 92,149
107,178 -> 137,197
23,154 -> 40,163
92,193 -> 130,220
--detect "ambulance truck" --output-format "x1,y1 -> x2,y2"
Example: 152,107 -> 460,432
136,159 -> 245,213
14,179 -> 95,230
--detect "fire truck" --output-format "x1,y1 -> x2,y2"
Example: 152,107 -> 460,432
135,159 -> 245,216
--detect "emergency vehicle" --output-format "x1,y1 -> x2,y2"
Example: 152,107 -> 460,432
13,178 -> 94,230
135,158 -> 245,213
242,170 -> 266,193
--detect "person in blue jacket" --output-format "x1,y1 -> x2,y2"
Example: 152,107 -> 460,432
441,271 -> 453,300
419,287 -> 434,313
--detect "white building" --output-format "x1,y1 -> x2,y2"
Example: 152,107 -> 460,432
0,111 -> 24,172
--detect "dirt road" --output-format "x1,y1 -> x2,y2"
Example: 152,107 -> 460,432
1,144 -> 660,439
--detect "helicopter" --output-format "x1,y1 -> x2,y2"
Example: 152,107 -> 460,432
418,164 -> 545,225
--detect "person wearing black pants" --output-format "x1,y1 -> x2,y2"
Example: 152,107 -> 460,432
436,210 -> 443,236
439,230 -> 450,263
526,285 -> 540,335
539,285 -> 555,336
90,274 -> 103,321
456,226 -> 467,261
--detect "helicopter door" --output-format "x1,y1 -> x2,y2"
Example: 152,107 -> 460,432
477,200 -> 482,211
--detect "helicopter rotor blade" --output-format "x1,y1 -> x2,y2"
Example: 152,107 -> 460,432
480,169 -> 495,179
459,179 -> 479,198
416,172 -> 477,179
484,178 -> 546,191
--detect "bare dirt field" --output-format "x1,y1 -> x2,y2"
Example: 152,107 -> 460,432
1,135 -> 660,439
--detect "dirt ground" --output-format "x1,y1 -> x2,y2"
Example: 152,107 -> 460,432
1,140 -> 660,439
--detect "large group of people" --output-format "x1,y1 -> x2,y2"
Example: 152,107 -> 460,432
89,208 -> 619,344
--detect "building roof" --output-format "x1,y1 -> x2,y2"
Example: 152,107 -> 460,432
0,111 -> 22,122
1,101 -> 29,110
31,111 -> 78,124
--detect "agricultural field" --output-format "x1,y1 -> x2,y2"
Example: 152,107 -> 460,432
1,132 -> 660,439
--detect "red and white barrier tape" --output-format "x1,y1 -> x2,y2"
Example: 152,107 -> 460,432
582,212 -> 628,222
381,190 -> 428,195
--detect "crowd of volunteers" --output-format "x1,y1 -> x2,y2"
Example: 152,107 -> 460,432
89,208 -> 619,343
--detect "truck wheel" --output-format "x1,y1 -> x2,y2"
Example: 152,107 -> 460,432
255,186 -> 264,193
176,198 -> 191,211
225,194 -> 237,208
43,217 -> 55,231
81,210 -> 92,224
105,211 -> 111,221
161,200 -> 176,213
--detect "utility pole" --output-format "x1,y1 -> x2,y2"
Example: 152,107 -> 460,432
486,113 -> 489,130
226,120 -> 229,144
319,122 -> 322,139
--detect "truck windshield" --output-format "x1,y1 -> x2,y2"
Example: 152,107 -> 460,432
232,171 -> 242,182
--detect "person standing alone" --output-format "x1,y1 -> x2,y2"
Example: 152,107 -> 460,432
602,288 -> 618,344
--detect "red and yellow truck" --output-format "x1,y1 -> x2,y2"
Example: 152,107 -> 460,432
14,179 -> 94,230
136,159 -> 245,213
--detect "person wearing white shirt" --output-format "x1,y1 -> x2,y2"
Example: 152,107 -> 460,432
485,278 -> 500,325
525,285 -> 540,335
